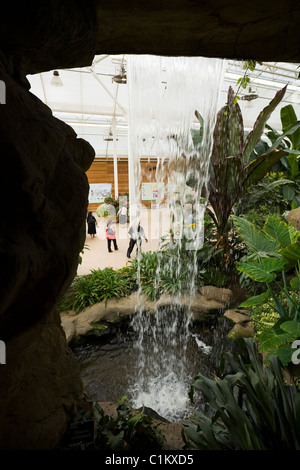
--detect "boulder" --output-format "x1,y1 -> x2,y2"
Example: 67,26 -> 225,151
225,307 -> 255,340
224,308 -> 251,324
287,207 -> 300,231
228,322 -> 256,340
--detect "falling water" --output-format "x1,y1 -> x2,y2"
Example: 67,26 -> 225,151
126,55 -> 226,420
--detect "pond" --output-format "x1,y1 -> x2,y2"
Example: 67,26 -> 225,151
72,306 -> 238,422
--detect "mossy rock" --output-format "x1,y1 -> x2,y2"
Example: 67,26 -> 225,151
227,322 -> 255,340
86,322 -> 111,337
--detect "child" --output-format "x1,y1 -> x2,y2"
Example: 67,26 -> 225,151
106,220 -> 118,252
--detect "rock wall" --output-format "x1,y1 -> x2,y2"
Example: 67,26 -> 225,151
0,22 -> 95,448
94,0 -> 300,62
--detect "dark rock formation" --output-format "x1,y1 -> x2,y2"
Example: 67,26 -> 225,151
94,0 -> 300,62
0,38 -> 95,448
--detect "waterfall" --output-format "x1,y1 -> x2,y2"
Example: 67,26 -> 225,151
126,55 -> 225,420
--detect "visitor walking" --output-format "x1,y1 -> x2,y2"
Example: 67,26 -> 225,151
127,222 -> 148,258
87,211 -> 97,238
106,220 -> 118,252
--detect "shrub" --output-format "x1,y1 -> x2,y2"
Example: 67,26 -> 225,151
57,266 -> 137,313
182,338 -> 300,450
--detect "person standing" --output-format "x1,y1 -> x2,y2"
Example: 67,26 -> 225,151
118,203 -> 127,225
87,211 -> 97,238
106,220 -> 118,252
127,222 -> 148,258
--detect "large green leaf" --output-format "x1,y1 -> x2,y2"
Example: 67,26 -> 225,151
242,85 -> 287,164
233,216 -> 280,254
280,320 -> 300,337
290,275 -> 300,290
266,344 -> 294,367
287,152 -> 300,180
242,148 -> 287,188
280,104 -> 300,149
269,122 -> 300,153
239,290 -> 271,307
237,258 -> 286,283
279,240 -> 300,261
263,216 -> 294,248
258,322 -> 295,352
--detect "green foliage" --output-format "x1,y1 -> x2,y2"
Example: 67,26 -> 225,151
78,244 -> 90,265
95,396 -> 165,451
191,85 -> 288,241
250,297 -> 279,335
233,214 -> 300,365
57,266 -> 137,313
182,338 -> 300,450
61,396 -> 165,451
236,172 -> 292,217
257,319 -> 300,366
128,247 -> 205,301
264,104 -> 300,209
234,60 -> 263,102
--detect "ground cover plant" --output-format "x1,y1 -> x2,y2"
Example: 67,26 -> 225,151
60,396 -> 165,451
182,338 -> 300,450
57,265 -> 137,313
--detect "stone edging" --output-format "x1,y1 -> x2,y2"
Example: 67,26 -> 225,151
61,285 -> 234,343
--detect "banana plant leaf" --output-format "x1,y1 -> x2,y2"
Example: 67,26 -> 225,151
241,148 -> 287,188
280,104 -> 300,149
242,85 -> 287,164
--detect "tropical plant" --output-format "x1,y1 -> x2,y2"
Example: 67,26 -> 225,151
95,396 -> 165,451
60,396 -> 165,451
78,243 -> 90,265
265,104 -> 300,208
128,248 -> 204,301
234,59 -> 263,102
182,338 -> 300,450
57,266 -> 137,313
233,214 -> 300,365
235,171 -> 292,218
190,85 -> 288,246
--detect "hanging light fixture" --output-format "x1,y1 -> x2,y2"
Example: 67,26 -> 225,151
51,70 -> 63,87
103,131 -> 119,142
112,66 -> 127,84
241,86 -> 258,101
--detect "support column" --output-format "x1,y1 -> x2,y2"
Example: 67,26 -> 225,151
112,117 -> 118,200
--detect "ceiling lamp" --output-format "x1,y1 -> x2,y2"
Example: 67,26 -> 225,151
241,86 -> 258,101
112,66 -> 127,84
103,131 -> 119,142
51,70 -> 63,87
